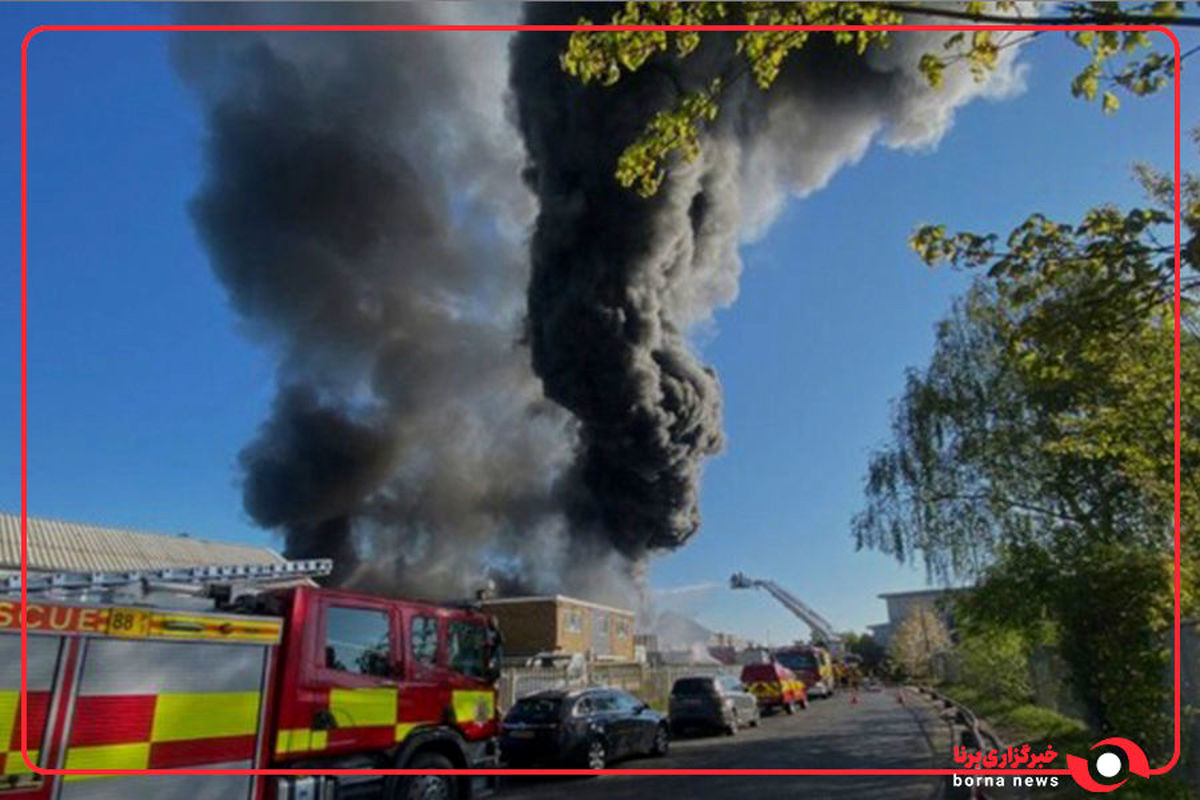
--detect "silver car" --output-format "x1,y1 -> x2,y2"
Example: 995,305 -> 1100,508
668,675 -> 760,735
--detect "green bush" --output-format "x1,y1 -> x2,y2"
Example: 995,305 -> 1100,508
957,627 -> 1032,705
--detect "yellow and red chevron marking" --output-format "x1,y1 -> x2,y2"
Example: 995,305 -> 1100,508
745,681 -> 780,698
61,691 -> 261,779
0,688 -> 50,776
275,687 -> 430,756
452,690 -> 497,740
274,687 -> 497,755
746,680 -> 805,702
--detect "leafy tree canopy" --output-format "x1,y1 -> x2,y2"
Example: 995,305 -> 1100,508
888,606 -> 954,678
842,630 -> 888,670
898,149 -> 1199,571
561,1 -> 1196,196
853,154 -> 1197,747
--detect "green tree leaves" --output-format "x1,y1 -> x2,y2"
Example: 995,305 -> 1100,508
857,156 -> 1198,752
561,1 -> 1195,197
614,80 -> 721,196
956,625 -> 1033,704
888,606 -> 954,679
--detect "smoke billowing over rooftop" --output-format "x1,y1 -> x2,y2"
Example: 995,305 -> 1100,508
175,3 -> 1025,602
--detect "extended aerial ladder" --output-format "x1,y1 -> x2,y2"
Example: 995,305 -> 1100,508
730,572 -> 843,655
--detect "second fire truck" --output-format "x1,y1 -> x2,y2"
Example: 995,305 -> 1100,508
0,559 -> 502,800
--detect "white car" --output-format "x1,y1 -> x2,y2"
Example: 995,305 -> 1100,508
525,651 -> 587,678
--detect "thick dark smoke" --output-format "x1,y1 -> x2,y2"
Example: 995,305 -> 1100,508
174,4 -> 595,598
509,3 -> 1026,557
175,3 -> 1025,602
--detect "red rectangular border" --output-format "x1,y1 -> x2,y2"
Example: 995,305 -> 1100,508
18,20 -> 1183,785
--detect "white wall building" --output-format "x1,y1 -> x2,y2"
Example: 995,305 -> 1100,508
868,588 -> 963,648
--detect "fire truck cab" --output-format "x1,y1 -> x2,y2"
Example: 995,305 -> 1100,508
0,560 -> 502,800
774,645 -> 837,699
267,584 -> 501,798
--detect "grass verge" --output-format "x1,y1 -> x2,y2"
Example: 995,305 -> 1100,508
936,683 -> 1194,799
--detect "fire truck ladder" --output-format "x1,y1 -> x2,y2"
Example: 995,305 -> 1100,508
730,572 -> 843,652
0,558 -> 333,606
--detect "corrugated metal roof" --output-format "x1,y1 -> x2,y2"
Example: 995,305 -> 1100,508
0,512 -> 284,574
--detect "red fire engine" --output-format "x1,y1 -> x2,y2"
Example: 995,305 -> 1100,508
0,559 -> 502,800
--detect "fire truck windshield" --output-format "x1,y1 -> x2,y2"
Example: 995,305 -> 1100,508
776,652 -> 818,672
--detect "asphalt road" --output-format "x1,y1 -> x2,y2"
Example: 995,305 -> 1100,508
497,688 -> 955,800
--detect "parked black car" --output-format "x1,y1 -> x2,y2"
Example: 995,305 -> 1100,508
500,688 -> 670,769
668,675 -> 760,735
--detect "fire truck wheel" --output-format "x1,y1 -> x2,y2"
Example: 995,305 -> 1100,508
388,752 -> 457,800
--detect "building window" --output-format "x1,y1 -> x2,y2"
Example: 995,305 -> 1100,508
615,619 -> 630,638
324,606 -> 391,677
597,613 -> 609,634
411,615 -> 438,665
563,609 -> 583,634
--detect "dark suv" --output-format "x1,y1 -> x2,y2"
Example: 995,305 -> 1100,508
501,688 -> 670,769
668,675 -> 760,735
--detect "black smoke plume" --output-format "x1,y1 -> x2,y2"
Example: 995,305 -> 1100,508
509,3 -> 1026,559
175,3 -> 1025,601
174,4 -> 595,598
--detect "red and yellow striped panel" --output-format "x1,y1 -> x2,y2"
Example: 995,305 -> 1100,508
452,690 -> 496,740
746,680 -> 780,698
273,686 -> 498,757
148,736 -> 257,769
0,689 -> 51,776
62,691 -> 261,780
275,686 -> 485,756
70,695 -> 157,747
746,680 -> 806,703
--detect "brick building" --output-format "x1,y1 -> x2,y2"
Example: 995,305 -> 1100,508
480,595 -> 636,662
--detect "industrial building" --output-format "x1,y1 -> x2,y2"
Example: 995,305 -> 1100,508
0,511 -> 287,577
480,595 -> 636,662
867,588 -> 962,648
3,513 -> 640,665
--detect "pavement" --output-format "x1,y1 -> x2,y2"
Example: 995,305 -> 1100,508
497,688 -> 955,800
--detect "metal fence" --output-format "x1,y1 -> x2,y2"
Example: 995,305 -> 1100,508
1182,620 -> 1198,790
498,662 -> 740,711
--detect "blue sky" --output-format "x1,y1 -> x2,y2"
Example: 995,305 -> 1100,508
3,5 -> 1195,642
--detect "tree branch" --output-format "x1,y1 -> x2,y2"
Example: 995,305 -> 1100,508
924,490 -> 1089,525
873,2 -> 1200,27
